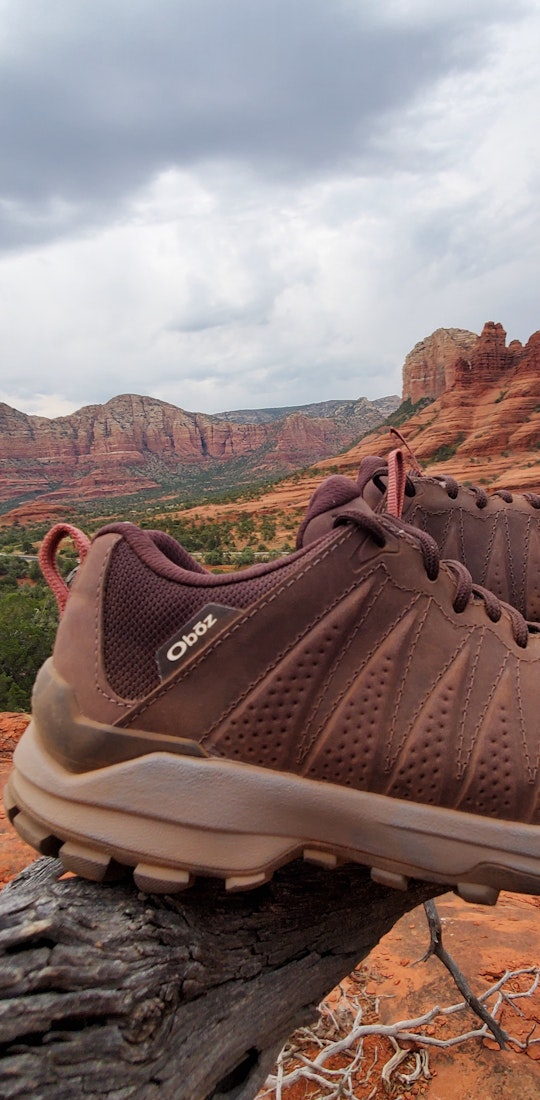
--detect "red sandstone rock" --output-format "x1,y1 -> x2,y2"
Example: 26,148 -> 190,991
328,322 -> 540,494
453,321 -> 521,389
402,327 -> 478,403
0,394 -> 391,510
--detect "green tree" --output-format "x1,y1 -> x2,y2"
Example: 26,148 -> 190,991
236,515 -> 255,541
0,588 -> 58,711
236,547 -> 255,566
259,516 -> 276,542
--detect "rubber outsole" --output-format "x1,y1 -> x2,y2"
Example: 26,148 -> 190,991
5,720 -> 540,905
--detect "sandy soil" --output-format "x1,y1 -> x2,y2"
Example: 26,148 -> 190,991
0,713 -> 35,887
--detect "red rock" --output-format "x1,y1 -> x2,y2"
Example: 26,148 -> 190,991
402,327 -> 478,403
0,394 -> 393,513
326,322 -> 540,496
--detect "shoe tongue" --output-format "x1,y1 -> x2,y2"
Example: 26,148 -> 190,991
296,457 -> 385,548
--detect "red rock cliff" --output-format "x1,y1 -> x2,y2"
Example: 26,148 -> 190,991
402,327 -> 478,402
337,322 -> 540,495
0,393 -> 392,509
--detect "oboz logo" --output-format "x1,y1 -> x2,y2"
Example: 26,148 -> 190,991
167,612 -> 218,662
156,603 -> 240,680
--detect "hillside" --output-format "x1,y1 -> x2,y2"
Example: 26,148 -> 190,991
216,394 -> 399,424
0,392 -> 399,513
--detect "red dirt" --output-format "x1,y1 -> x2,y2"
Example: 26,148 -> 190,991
0,713 -> 35,886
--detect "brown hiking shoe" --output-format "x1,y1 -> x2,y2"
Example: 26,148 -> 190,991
5,491 -> 540,902
355,447 -> 540,620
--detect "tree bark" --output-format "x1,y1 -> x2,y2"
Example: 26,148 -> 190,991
0,856 -> 445,1100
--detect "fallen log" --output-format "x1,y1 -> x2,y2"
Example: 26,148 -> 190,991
0,856 -> 445,1100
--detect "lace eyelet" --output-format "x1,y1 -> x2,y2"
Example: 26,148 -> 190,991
487,608 -> 502,623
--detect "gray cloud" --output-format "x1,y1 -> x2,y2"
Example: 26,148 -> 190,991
0,0 -> 539,419
0,0 -> 522,250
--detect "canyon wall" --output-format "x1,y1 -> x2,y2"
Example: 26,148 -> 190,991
0,392 -> 398,508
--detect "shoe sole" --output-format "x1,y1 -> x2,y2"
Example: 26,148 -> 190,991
5,718 -> 540,905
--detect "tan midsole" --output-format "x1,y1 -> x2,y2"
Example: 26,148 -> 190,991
10,720 -> 540,885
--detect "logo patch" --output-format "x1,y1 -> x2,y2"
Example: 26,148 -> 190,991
156,603 -> 240,679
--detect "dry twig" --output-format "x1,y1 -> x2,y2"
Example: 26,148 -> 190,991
259,966 -> 540,1098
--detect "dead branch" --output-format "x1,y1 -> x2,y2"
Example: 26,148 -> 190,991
259,966 -> 540,1097
421,898 -> 509,1048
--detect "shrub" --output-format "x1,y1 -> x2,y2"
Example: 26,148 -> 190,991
429,434 -> 466,464
385,396 -> 435,428
0,587 -> 58,711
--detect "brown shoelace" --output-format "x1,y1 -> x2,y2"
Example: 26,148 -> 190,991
335,508 -> 530,648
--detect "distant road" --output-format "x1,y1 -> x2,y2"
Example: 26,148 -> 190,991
0,552 -> 38,562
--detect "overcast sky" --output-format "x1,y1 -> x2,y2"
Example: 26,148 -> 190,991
1,0 -> 539,418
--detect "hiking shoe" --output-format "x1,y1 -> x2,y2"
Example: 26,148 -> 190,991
354,447 -> 540,621
5,496 -> 540,903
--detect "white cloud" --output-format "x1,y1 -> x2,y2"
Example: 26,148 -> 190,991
0,391 -> 80,418
0,0 -> 539,417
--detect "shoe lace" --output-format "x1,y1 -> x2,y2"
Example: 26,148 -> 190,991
441,476 -> 540,510
334,508 -> 530,648
387,428 -> 540,511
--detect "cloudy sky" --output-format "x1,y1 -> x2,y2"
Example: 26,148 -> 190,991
1,0 -> 539,419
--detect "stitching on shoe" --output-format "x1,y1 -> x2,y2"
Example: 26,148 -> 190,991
441,509 -> 453,553
296,576 -> 420,765
121,529 -> 352,726
481,516 -> 497,587
201,555 -> 365,743
385,598 -> 438,767
521,516 -> 531,615
420,507 -> 453,553
295,569 -> 393,765
385,605 -> 480,770
515,661 -> 537,782
460,649 -> 510,774
456,630 -> 484,777
458,508 -> 467,563
503,512 -> 517,608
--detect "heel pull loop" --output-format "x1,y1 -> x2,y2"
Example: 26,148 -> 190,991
38,523 -> 91,615
386,448 -> 407,518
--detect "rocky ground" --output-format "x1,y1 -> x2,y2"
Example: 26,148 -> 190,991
1,713 -> 540,1098
0,713 -> 34,886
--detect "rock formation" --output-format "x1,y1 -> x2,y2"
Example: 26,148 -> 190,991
451,321 -> 522,391
331,322 -> 540,495
402,327 -> 478,403
0,393 -> 399,511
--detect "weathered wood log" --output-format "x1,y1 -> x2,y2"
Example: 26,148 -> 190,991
0,856 -> 445,1100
